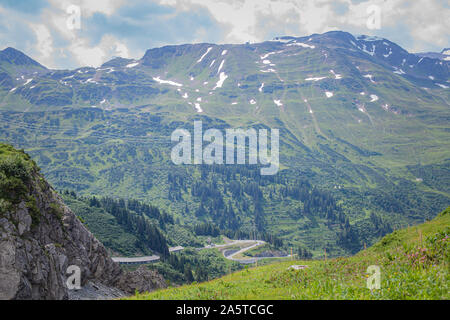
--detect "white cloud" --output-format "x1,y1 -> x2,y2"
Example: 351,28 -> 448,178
47,0 -> 125,18
80,0 -> 126,17
44,1 -> 124,41
391,0 -> 449,50
114,42 -> 130,58
343,0 -> 449,50
159,0 -> 449,51
158,0 -> 338,43
69,40 -> 105,67
35,1 -> 131,67
2,0 -> 448,69
30,24 -> 54,67
69,35 -> 130,67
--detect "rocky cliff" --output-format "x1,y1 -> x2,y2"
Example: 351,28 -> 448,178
0,144 -> 166,299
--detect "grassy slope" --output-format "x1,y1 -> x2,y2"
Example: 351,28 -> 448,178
128,207 -> 449,300
62,195 -> 147,256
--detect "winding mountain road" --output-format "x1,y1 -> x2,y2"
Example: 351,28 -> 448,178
205,239 -> 290,264
223,240 -> 266,261
113,240 -> 288,266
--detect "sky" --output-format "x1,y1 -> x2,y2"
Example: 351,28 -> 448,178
0,0 -> 448,69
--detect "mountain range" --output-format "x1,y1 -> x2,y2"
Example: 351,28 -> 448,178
0,30 -> 449,258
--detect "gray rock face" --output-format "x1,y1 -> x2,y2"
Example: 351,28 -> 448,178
0,170 -> 166,300
116,266 -> 166,294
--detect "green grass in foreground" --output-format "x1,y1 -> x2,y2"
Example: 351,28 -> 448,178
126,207 -> 449,300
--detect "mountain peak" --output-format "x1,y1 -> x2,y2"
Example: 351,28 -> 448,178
0,47 -> 46,69
101,56 -> 135,68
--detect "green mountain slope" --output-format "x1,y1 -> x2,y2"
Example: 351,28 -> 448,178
0,31 -> 449,257
62,192 -> 170,257
129,207 -> 450,300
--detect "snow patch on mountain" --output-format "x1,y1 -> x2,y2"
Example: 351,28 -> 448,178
370,94 -> 379,102
260,50 -> 283,60
260,69 -> 276,73
287,42 -> 315,49
85,78 -> 99,84
330,70 -> 342,79
363,74 -> 375,83
383,48 -> 392,58
126,62 -> 139,68
197,47 -> 212,63
213,72 -> 228,89
260,52 -> 274,60
259,83 -> 264,92
362,44 -> 375,56
192,102 -> 203,113
393,68 -> 405,75
153,77 -> 183,87
194,103 -> 203,113
217,60 -> 225,73
305,76 -> 326,81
